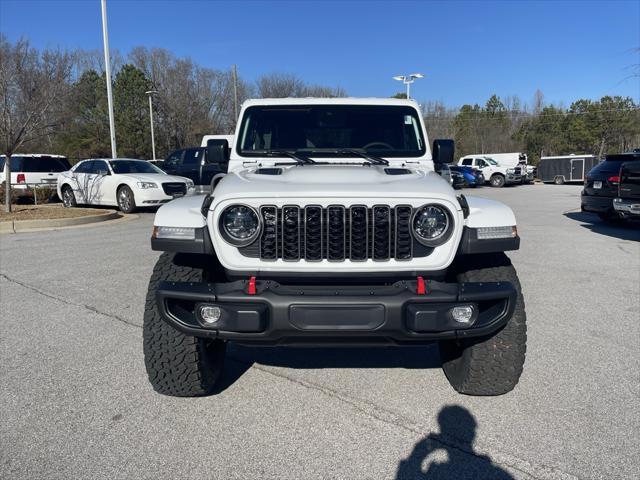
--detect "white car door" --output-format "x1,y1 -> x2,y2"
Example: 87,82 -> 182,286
88,159 -> 116,205
71,160 -> 94,203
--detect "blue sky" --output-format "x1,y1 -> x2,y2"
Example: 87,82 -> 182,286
1,0 -> 638,107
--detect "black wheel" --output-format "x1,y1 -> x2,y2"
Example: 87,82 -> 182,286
439,253 -> 527,395
61,185 -> 77,208
143,252 -> 226,396
117,185 -> 137,213
490,174 -> 505,188
554,176 -> 565,185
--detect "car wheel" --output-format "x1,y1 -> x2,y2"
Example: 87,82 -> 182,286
143,252 -> 227,396
61,186 -> 77,208
490,174 -> 505,188
439,253 -> 527,395
554,176 -> 565,185
117,185 -> 137,213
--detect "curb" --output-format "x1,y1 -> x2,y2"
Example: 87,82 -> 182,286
0,210 -> 122,234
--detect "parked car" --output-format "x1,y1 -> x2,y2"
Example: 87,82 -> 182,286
57,158 -> 196,213
458,155 -> 522,187
0,154 -> 71,199
581,152 -> 640,221
450,168 -> 467,189
147,159 -> 166,170
613,160 -> 640,221
450,165 -> 484,187
163,135 -> 234,192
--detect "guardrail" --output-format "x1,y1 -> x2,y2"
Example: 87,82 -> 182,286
10,179 -> 58,205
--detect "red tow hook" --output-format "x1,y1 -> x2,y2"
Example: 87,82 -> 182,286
416,276 -> 427,295
247,276 -> 257,295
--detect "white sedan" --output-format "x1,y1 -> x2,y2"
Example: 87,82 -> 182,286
57,158 -> 196,213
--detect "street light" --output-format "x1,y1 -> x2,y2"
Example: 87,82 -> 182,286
145,90 -> 158,161
392,73 -> 424,99
101,0 -> 117,158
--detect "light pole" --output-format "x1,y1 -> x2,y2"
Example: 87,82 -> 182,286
101,0 -> 117,158
145,90 -> 158,160
392,73 -> 424,99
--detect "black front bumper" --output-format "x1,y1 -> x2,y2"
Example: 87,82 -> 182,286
156,278 -> 516,345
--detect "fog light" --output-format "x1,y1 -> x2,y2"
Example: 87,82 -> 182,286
199,305 -> 221,325
451,305 -> 475,324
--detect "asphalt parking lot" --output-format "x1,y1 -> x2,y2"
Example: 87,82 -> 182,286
1,184 -> 638,480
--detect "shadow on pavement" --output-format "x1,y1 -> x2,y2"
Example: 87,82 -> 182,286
564,211 -> 640,241
228,344 -> 441,370
396,405 -> 514,480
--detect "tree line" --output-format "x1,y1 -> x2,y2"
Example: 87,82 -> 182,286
421,91 -> 639,163
2,35 -> 638,166
0,36 -> 346,164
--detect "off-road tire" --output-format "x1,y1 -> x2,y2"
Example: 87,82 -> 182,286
143,252 -> 226,396
117,185 -> 137,214
439,253 -> 526,395
490,174 -> 505,188
61,185 -> 77,208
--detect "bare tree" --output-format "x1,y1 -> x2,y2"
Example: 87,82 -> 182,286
257,72 -> 346,98
0,35 -> 73,212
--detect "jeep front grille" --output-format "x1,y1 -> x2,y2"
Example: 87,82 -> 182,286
257,205 -> 414,262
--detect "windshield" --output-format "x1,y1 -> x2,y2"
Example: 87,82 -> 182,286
237,105 -> 426,157
483,157 -> 498,165
109,160 -> 165,175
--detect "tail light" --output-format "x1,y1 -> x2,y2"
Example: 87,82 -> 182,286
16,173 -> 26,183
608,175 -> 620,184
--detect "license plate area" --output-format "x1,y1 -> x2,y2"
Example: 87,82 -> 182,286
289,304 -> 385,330
593,181 -> 602,189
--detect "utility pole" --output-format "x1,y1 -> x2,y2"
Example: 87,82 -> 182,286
232,64 -> 239,123
101,0 -> 117,158
146,90 -> 158,160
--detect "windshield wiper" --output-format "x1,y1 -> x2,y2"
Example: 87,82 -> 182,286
263,149 -> 315,165
338,149 -> 389,166
293,148 -> 390,166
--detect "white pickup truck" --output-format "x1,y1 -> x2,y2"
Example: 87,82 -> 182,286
143,98 -> 527,397
458,155 -> 523,187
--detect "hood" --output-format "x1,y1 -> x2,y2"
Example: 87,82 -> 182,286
213,164 -> 455,202
119,173 -> 190,184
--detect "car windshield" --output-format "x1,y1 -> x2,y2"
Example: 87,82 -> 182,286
237,105 -> 426,158
483,157 -> 498,165
109,160 -> 164,174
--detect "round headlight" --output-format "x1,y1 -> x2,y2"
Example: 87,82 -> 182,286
412,204 -> 452,246
220,205 -> 261,246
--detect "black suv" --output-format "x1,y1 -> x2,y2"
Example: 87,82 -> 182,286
163,145 -> 229,192
582,153 -> 640,221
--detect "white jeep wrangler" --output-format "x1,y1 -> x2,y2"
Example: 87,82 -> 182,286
143,98 -> 526,397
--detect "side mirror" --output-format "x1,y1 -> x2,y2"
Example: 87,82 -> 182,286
97,170 -> 109,176
432,139 -> 455,164
206,139 -> 230,164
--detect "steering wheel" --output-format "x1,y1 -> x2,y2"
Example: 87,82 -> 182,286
362,141 -> 394,150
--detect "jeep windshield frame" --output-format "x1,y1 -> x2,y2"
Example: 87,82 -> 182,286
236,104 -> 426,158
